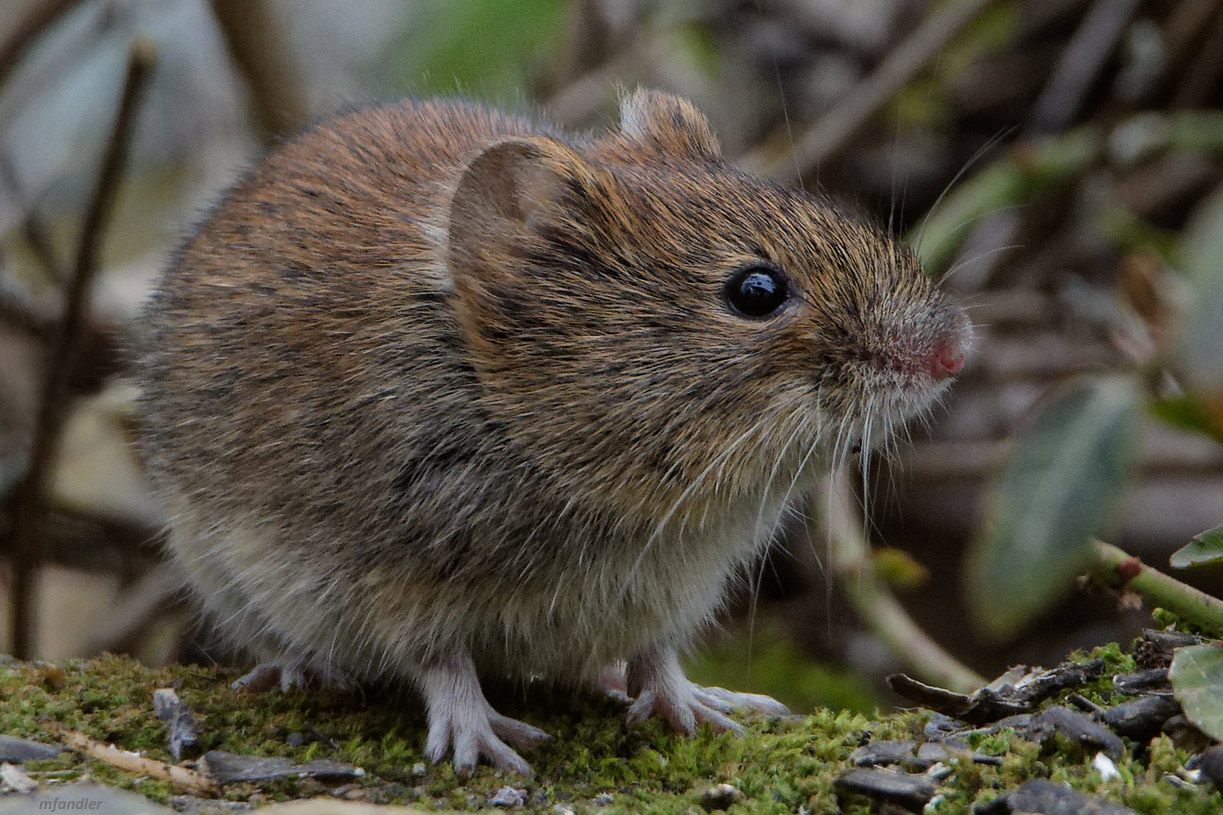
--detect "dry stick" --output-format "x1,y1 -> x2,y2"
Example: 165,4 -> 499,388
55,728 -> 220,794
1089,539 -> 1223,635
751,0 -> 997,180
5,38 -> 155,659
823,473 -> 985,693
0,0 -> 84,88
209,0 -> 308,140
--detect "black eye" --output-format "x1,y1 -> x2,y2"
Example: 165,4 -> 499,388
724,265 -> 789,318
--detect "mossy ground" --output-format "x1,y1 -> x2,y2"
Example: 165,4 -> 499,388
1,647 -> 1220,813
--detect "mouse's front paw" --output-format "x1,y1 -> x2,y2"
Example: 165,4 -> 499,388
425,707 -> 550,776
420,651 -> 550,775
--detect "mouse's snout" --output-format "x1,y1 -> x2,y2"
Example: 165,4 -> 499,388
927,330 -> 968,382
928,342 -> 963,382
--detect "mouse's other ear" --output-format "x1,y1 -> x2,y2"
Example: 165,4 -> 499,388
618,88 -> 721,159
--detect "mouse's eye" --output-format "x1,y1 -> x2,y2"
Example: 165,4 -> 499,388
724,264 -> 789,318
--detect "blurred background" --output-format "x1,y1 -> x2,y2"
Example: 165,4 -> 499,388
0,0 -> 1220,714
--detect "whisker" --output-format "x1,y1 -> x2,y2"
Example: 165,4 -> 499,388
939,240 -> 1024,285
914,126 -> 1015,259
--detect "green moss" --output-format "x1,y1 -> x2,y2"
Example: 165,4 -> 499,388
2,654 -> 1221,813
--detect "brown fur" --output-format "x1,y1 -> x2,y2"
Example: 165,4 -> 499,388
137,89 -> 970,766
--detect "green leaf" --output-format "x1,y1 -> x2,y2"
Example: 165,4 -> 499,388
381,0 -> 569,102
1170,643 -> 1223,741
1149,395 -> 1223,444
1170,523 -> 1223,569
966,375 -> 1141,639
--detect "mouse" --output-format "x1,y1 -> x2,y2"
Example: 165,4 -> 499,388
136,89 -> 971,775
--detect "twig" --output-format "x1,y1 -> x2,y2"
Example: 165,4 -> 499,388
5,37 -> 155,659
0,0 -> 84,88
748,0 -> 997,180
0,1 -> 113,138
1089,539 -> 1223,636
55,728 -> 220,794
823,473 -> 986,693
209,0 -> 308,140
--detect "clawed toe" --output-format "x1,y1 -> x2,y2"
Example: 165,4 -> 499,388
625,646 -> 790,738
627,688 -> 742,735
699,685 -> 790,717
491,713 -> 552,752
590,664 -> 633,703
232,663 -> 284,692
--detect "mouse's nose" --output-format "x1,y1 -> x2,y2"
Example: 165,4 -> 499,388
928,340 -> 965,381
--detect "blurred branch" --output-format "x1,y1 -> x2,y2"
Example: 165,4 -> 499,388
902,434 -> 1223,482
81,563 -> 182,656
912,110 -> 1223,271
0,1 -> 112,137
823,473 -> 986,693
0,275 -> 57,341
43,506 -> 165,571
209,0 -> 308,140
1174,7 -> 1223,109
1029,0 -> 1141,133
553,0 -> 625,81
0,0 -> 83,88
0,155 -> 66,282
5,37 -> 154,659
748,0 -> 998,180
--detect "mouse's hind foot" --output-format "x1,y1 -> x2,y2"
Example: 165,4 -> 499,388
625,644 -> 789,734
232,661 -> 354,693
421,651 -> 550,775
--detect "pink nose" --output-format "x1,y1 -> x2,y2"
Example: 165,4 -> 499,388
929,342 -> 964,381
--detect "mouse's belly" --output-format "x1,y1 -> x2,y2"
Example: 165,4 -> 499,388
160,473 -> 807,684
382,489 -> 802,680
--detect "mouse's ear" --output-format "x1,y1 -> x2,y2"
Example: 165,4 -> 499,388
446,137 -> 612,322
618,88 -> 721,159
449,138 -> 584,233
